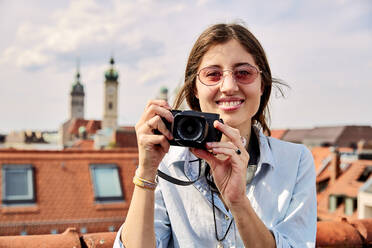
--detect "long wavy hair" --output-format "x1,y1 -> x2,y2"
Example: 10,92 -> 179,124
173,23 -> 285,136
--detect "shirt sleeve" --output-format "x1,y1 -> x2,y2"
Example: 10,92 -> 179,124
113,224 -> 125,248
270,145 -> 317,248
111,182 -> 173,248
154,184 -> 173,247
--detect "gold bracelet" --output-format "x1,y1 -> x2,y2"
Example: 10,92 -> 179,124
135,169 -> 157,185
133,169 -> 157,190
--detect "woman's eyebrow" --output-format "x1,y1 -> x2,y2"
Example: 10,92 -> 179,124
233,62 -> 253,67
204,64 -> 221,68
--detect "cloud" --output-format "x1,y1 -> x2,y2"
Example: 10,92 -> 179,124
0,0 -> 371,132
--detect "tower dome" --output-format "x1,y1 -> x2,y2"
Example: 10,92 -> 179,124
160,86 -> 168,94
71,71 -> 85,96
104,57 -> 119,81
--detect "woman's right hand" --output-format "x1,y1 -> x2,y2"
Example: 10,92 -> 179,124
135,100 -> 174,181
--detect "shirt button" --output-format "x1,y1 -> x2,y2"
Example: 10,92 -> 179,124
224,215 -> 230,220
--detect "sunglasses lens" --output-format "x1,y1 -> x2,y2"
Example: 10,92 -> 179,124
234,65 -> 257,84
199,67 -> 223,85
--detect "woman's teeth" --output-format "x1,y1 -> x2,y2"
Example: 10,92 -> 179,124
219,101 -> 241,107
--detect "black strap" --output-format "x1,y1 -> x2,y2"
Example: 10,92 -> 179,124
157,127 -> 260,187
211,189 -> 234,242
205,128 -> 260,193
157,159 -> 203,186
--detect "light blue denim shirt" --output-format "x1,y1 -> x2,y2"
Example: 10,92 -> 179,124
114,130 -> 317,248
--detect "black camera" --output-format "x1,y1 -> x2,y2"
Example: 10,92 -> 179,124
160,110 -> 223,149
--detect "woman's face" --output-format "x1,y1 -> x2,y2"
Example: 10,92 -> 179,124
195,39 -> 262,132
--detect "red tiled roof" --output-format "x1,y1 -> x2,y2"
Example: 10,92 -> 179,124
0,228 -> 80,248
70,139 -> 94,150
328,160 -> 372,197
317,159 -> 372,221
0,149 -> 138,236
311,147 -> 332,173
316,218 -> 372,247
1,219 -> 372,247
114,128 -> 137,148
67,119 -> 101,135
86,120 -> 102,134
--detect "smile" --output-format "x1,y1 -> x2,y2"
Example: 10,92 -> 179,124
216,99 -> 244,110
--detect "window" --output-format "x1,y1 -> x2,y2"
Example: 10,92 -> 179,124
90,164 -> 123,202
345,197 -> 357,216
329,195 -> 343,212
357,166 -> 372,182
2,164 -> 35,205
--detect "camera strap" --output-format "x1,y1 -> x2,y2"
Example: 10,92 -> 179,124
157,127 -> 260,187
157,159 -> 204,186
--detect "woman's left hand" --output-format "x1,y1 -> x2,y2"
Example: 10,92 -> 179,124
191,120 -> 249,209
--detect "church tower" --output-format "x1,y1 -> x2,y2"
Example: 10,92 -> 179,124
102,57 -> 119,130
70,66 -> 85,119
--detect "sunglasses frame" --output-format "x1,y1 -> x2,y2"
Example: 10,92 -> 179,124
197,63 -> 262,86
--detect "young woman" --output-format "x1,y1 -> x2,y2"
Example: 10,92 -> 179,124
114,23 -> 317,248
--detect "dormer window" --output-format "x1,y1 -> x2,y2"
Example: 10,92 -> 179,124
89,164 -> 124,202
344,197 -> 357,216
1,164 -> 35,205
357,166 -> 372,182
329,194 -> 343,212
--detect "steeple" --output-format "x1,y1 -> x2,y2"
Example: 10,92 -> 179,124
71,59 -> 85,96
70,60 -> 85,119
104,57 -> 119,81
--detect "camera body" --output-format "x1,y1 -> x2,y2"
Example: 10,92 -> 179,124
162,110 -> 223,149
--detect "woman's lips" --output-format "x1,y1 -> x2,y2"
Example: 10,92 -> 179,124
216,99 -> 244,111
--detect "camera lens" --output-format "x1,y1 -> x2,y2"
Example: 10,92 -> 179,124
176,116 -> 203,141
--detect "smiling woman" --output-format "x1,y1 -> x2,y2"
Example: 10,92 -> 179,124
114,23 -> 317,248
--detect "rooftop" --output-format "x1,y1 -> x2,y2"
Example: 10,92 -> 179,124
0,219 -> 371,247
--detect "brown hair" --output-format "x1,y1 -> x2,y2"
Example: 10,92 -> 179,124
173,23 -> 283,136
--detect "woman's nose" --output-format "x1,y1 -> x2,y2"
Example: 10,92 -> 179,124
220,71 -> 239,93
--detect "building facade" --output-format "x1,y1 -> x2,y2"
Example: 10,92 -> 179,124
0,148 -> 137,236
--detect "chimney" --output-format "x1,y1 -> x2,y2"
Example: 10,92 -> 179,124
330,146 -> 341,185
357,139 -> 365,154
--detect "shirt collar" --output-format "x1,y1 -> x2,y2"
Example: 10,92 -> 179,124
256,127 -> 276,169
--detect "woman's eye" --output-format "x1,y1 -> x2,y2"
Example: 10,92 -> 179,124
206,71 -> 222,77
236,70 -> 251,77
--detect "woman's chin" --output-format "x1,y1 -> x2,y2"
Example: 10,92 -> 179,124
220,116 -> 251,130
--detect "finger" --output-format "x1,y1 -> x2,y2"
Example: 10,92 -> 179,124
147,115 -> 173,140
206,141 -> 248,157
140,133 -> 170,154
205,140 -> 249,162
145,99 -> 171,109
214,121 -> 242,144
210,147 -> 241,158
190,148 -> 221,170
140,104 -> 174,124
205,141 -> 237,150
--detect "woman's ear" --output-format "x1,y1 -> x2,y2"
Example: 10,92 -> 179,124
194,87 -> 199,99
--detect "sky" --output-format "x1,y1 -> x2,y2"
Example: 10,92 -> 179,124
0,0 -> 371,134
